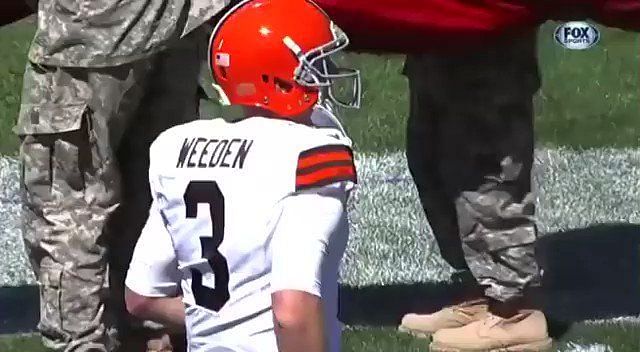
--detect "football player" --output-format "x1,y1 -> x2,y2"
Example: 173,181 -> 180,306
123,0 -> 360,351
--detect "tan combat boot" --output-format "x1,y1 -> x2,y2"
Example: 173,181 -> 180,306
398,298 -> 489,338
429,309 -> 552,352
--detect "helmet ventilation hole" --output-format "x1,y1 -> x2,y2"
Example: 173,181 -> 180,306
262,75 -> 269,83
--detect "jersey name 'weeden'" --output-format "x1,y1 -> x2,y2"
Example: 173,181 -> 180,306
177,137 -> 254,169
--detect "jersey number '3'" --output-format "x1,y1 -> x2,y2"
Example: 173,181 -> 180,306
184,181 -> 230,312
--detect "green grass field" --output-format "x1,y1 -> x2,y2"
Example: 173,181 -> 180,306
0,19 -> 639,351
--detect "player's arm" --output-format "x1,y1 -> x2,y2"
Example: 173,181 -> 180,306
125,141 -> 187,330
125,290 -> 185,332
272,289 -> 326,352
125,198 -> 185,331
271,189 -> 348,352
271,144 -> 356,352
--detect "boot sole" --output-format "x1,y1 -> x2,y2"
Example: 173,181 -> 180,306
429,338 -> 553,352
397,325 -> 433,339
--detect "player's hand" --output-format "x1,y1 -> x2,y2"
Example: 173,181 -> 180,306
146,333 -> 173,352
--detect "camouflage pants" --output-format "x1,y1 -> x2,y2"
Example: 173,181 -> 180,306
15,28 -> 207,351
404,30 -> 543,302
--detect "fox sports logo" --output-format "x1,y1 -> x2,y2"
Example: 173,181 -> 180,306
554,21 -> 600,50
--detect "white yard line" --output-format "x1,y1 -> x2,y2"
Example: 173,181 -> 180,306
560,342 -> 614,352
2,148 -> 640,289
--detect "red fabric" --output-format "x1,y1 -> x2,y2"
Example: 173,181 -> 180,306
314,0 -> 639,54
0,2 -> 35,26
544,0 -> 640,30
592,0 -> 640,31
314,0 -> 545,54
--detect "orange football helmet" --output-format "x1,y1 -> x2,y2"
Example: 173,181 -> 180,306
208,0 -> 361,118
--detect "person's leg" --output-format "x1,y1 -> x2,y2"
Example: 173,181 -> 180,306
443,37 -> 541,311
404,55 -> 471,276
399,54 -> 490,338
400,30 -> 545,345
107,28 -> 206,352
419,30 -> 551,351
16,59 -> 152,351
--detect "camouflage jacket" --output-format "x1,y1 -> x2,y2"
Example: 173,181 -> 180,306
28,0 -> 228,67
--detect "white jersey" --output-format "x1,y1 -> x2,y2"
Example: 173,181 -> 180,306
126,110 -> 356,352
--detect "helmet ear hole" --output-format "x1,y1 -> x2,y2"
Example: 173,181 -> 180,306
273,77 -> 293,93
218,66 -> 228,80
261,75 -> 269,83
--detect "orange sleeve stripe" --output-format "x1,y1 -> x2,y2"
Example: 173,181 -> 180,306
297,150 -> 353,169
296,145 -> 357,191
296,165 -> 356,190
297,144 -> 353,168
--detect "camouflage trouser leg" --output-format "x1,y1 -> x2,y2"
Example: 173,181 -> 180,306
107,28 -> 207,352
404,30 -> 542,302
16,28 -> 205,351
